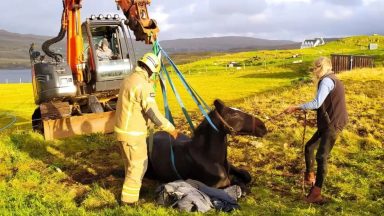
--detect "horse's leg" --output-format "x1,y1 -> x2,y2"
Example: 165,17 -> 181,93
228,163 -> 252,195
144,159 -> 157,179
229,163 -> 252,184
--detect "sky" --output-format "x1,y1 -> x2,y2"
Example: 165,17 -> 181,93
0,0 -> 383,42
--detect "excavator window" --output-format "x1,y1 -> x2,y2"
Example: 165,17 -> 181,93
88,26 -> 125,62
84,24 -> 133,84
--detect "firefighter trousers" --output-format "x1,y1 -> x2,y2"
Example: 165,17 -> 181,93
119,136 -> 148,203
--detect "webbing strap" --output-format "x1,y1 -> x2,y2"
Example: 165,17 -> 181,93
160,62 -> 195,131
169,136 -> 183,180
158,71 -> 174,124
157,44 -> 218,132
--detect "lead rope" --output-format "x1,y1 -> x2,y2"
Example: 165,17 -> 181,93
0,113 -> 17,132
301,111 -> 307,196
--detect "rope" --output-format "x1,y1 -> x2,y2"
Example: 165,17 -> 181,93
159,71 -> 174,124
0,113 -> 17,132
264,112 -> 285,123
301,111 -> 307,196
160,62 -> 195,131
168,135 -> 183,180
157,43 -> 218,132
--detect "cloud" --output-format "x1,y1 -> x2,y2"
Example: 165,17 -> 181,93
319,0 -> 362,6
324,8 -> 353,20
266,0 -> 312,4
151,6 -> 174,32
208,0 -> 267,15
0,0 -> 382,42
249,13 -> 268,23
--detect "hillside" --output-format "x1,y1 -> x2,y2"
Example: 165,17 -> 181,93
173,34 -> 384,76
0,30 -> 64,69
159,36 -> 299,52
0,29 -> 299,69
0,34 -> 384,215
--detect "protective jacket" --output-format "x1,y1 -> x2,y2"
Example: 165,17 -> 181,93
115,66 -> 175,141
115,66 -> 175,204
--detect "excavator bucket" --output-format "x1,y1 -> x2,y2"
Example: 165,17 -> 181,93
121,0 -> 159,43
42,111 -> 116,140
127,18 -> 159,43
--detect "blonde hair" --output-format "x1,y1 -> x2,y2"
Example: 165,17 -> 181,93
313,56 -> 333,79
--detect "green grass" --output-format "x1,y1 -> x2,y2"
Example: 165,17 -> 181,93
0,35 -> 383,215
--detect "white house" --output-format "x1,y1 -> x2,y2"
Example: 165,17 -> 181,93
301,37 -> 325,49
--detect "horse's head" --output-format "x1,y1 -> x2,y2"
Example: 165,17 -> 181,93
213,99 -> 267,137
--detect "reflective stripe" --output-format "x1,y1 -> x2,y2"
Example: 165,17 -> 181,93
114,126 -> 146,136
123,185 -> 140,191
122,191 -> 140,196
146,96 -> 156,103
163,122 -> 175,132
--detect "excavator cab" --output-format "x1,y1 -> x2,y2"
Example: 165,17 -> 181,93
82,15 -> 136,93
31,15 -> 145,139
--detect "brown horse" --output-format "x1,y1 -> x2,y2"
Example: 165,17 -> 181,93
147,99 -> 267,188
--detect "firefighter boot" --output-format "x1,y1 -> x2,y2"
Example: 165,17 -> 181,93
304,172 -> 316,186
305,186 -> 324,204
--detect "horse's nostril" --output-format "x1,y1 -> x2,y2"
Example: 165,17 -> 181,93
258,127 -> 268,137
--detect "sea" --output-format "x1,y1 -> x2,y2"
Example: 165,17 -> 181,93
0,69 -> 31,83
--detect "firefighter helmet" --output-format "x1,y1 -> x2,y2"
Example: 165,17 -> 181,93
138,52 -> 161,73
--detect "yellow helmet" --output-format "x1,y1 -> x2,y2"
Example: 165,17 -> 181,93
138,52 -> 161,73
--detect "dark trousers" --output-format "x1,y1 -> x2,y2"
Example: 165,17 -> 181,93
305,127 -> 338,188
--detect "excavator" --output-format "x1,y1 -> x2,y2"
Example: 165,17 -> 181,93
30,0 -> 159,140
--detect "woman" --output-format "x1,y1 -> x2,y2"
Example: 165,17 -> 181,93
284,56 -> 348,203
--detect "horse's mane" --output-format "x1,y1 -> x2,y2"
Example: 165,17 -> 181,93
193,110 -> 216,136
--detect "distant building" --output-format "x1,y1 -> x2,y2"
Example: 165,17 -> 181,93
368,43 -> 378,50
227,61 -> 241,67
301,37 -> 325,49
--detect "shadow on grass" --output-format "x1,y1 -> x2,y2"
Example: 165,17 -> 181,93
0,112 -> 31,131
8,131 -> 181,208
7,132 -> 160,206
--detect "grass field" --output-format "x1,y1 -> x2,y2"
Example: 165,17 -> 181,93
0,36 -> 383,215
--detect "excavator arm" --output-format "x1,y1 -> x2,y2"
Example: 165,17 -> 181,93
116,0 -> 159,43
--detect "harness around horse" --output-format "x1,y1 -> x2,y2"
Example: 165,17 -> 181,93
214,110 -> 257,135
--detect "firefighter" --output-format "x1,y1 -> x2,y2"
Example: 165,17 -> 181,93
115,52 -> 179,205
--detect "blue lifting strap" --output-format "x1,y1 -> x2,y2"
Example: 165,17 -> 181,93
158,71 -> 174,124
169,138 -> 183,180
160,62 -> 195,131
157,44 -> 218,132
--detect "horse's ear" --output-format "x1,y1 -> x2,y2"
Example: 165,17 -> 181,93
214,99 -> 225,111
